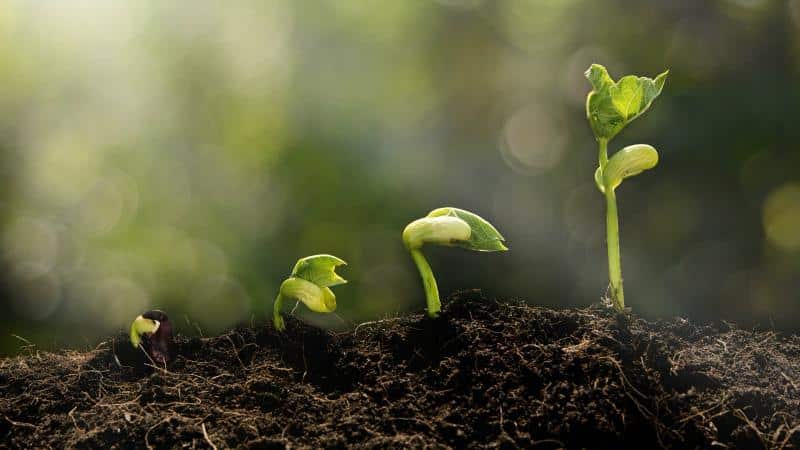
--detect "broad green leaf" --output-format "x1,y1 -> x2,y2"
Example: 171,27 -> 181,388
586,63 -> 613,91
291,254 -> 347,287
602,144 -> 659,191
610,76 -> 644,121
427,207 -> 508,252
585,64 -> 668,141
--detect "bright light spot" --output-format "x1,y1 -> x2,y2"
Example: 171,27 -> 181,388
500,106 -> 566,175
763,182 -> 800,251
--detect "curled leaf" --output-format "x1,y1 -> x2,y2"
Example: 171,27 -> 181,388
403,215 -> 472,250
602,144 -> 659,191
427,207 -> 508,252
130,314 -> 159,348
274,254 -> 347,330
291,254 -> 348,288
280,277 -> 337,313
585,64 -> 668,141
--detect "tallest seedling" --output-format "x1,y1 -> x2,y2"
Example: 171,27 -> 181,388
585,64 -> 668,311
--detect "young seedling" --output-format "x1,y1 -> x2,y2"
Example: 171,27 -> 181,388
403,207 -> 507,318
130,310 -> 174,365
585,63 -> 668,311
273,254 -> 347,331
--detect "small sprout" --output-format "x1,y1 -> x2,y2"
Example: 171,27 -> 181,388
403,207 -> 507,318
586,63 -> 668,311
273,254 -> 347,331
130,310 -> 174,365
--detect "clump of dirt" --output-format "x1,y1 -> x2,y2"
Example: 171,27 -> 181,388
1,290 -> 798,449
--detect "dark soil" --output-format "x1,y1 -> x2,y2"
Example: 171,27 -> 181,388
1,290 -> 799,449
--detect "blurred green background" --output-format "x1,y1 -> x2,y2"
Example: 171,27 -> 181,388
2,0 -> 800,355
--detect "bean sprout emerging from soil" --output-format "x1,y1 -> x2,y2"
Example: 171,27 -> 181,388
403,207 -> 507,317
585,63 -> 668,311
130,310 -> 174,365
272,254 -> 348,331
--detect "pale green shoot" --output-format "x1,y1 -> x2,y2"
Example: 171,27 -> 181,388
130,314 -> 159,348
273,254 -> 347,331
403,207 -> 507,317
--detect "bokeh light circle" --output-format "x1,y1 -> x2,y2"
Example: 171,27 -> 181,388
763,182 -> 800,251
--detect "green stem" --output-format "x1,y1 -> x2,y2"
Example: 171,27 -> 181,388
599,139 -> 624,310
605,186 -> 624,310
410,248 -> 440,317
599,138 -> 609,166
273,292 -> 286,331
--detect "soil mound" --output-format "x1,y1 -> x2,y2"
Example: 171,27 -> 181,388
1,290 -> 798,449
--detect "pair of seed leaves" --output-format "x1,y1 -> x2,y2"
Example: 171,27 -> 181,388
404,207 -> 508,252
295,208 -> 509,292
283,207 -> 507,314
281,254 -> 348,314
586,64 -> 668,193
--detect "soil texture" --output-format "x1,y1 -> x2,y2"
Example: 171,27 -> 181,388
1,290 -> 799,449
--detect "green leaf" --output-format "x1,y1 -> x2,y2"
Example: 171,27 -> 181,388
602,144 -> 659,191
291,254 -> 348,287
585,64 -> 668,141
427,207 -> 508,252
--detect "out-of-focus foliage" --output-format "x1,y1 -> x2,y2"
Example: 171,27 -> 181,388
1,0 -> 800,354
